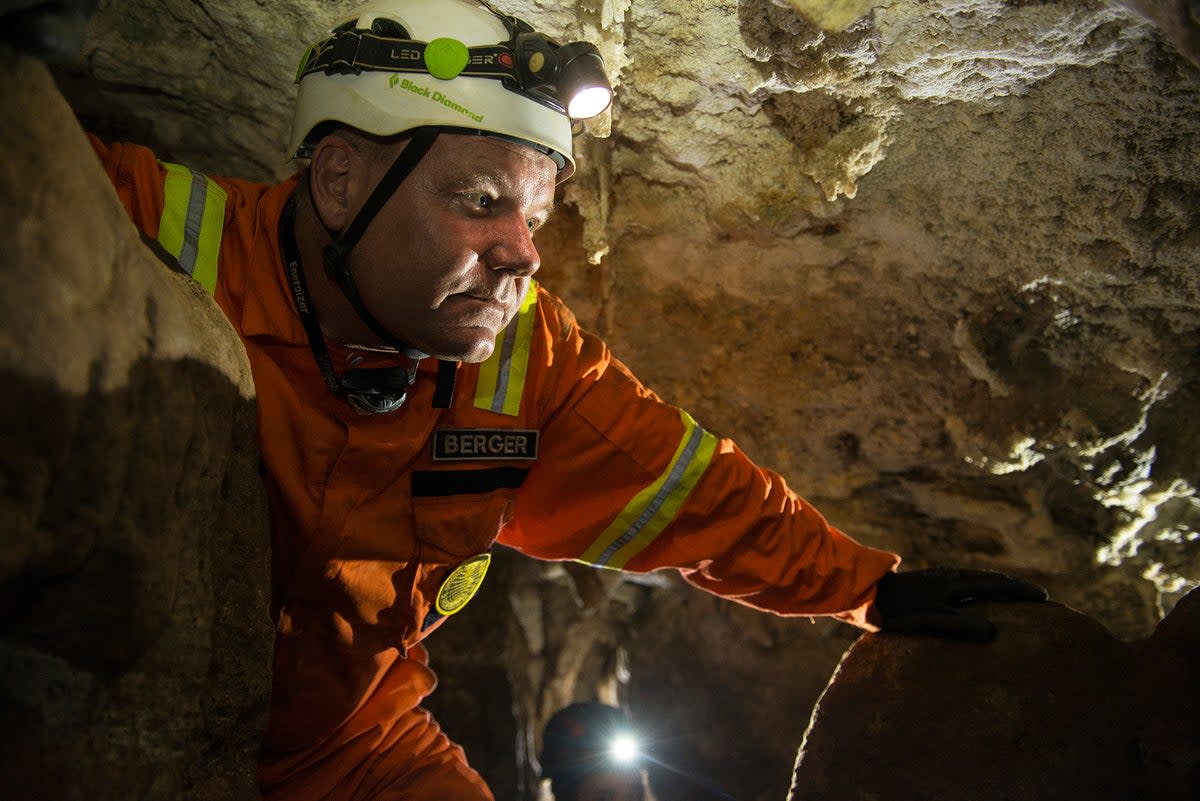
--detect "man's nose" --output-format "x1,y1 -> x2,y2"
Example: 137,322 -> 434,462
486,214 -> 540,277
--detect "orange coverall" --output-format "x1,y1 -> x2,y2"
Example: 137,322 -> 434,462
91,137 -> 901,801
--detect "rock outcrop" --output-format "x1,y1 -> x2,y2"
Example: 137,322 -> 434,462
0,48 -> 272,801
789,589 -> 1200,800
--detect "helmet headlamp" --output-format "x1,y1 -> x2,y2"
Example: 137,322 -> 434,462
296,13 -> 612,121
507,29 -> 613,119
548,42 -> 613,119
608,732 -> 640,765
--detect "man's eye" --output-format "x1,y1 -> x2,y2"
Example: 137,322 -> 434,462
473,194 -> 491,209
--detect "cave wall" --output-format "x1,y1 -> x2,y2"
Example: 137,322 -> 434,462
1,48 -> 273,800
568,0 -> 1200,635
789,590 -> 1200,801
17,0 -> 1200,798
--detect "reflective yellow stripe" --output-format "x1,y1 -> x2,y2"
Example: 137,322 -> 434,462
580,410 -> 718,569
473,283 -> 538,416
157,162 -> 227,295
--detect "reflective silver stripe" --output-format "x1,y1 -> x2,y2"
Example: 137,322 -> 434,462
177,169 -> 209,276
579,410 -> 718,569
490,313 -> 520,413
158,162 -> 226,295
473,284 -> 537,416
594,424 -> 707,565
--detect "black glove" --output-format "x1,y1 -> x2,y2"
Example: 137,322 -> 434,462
874,567 -> 1048,642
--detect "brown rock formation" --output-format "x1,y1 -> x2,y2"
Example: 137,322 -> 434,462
0,48 -> 272,801
789,589 -> 1200,800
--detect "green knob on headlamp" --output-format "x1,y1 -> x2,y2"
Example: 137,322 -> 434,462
424,36 -> 470,79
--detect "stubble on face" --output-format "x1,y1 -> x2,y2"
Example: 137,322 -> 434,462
345,135 -> 557,362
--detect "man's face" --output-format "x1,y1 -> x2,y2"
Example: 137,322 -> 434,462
346,133 -> 557,363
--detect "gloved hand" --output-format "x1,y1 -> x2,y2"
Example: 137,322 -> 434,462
873,567 -> 1048,642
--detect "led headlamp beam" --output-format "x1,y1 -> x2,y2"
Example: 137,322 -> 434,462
608,733 -> 640,764
297,29 -> 612,120
557,46 -> 612,118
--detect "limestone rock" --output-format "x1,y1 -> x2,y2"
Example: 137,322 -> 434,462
788,589 -> 1200,800
0,48 -> 272,800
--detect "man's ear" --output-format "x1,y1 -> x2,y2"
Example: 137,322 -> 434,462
308,134 -> 362,233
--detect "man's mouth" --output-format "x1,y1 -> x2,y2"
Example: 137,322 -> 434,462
451,292 -> 508,320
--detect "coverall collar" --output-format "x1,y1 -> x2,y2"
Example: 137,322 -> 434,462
238,173 -> 312,345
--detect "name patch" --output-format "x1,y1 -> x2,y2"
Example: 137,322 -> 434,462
433,428 -> 539,461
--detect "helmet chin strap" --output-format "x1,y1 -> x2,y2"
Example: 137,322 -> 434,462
322,127 -> 440,360
304,126 -> 457,414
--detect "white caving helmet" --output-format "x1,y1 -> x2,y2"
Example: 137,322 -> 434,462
283,0 -> 612,416
289,0 -> 613,182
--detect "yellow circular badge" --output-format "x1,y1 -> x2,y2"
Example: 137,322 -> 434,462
435,553 -> 492,616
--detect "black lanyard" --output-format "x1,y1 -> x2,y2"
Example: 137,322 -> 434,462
278,195 -> 439,414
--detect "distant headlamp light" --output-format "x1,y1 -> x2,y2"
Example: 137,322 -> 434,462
608,733 -> 640,764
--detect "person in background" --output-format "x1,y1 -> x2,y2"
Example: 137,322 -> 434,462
540,703 -> 647,801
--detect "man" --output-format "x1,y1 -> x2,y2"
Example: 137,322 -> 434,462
539,703 -> 647,801
84,0 -> 1046,798
539,702 -> 736,801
